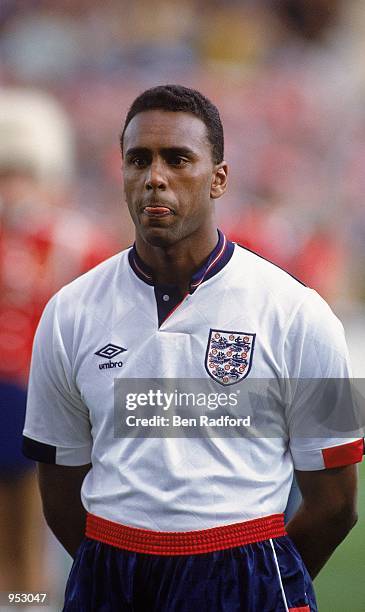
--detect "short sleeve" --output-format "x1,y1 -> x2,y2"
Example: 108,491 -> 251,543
284,289 -> 364,471
22,292 -> 92,465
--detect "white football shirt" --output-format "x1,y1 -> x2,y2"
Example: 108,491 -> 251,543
23,232 -> 363,530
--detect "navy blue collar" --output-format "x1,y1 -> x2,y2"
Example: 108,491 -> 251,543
128,229 -> 234,294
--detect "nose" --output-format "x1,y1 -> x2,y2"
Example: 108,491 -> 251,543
144,158 -> 167,191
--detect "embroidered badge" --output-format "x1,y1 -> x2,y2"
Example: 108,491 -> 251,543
205,329 -> 255,386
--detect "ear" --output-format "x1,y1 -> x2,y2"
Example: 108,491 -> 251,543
210,162 -> 228,199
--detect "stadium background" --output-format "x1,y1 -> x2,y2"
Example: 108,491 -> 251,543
0,1 -> 364,609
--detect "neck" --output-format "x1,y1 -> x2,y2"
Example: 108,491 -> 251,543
135,225 -> 219,293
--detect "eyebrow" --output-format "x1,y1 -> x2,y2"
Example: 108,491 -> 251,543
125,146 -> 197,158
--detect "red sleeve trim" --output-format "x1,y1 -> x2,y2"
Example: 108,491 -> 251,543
322,439 -> 364,469
289,607 -> 310,612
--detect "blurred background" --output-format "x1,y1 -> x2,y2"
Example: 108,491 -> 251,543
0,0 -> 364,610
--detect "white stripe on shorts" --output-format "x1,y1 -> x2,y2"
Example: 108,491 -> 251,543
270,538 -> 289,612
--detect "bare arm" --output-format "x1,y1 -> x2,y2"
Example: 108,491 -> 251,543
37,462 -> 91,558
286,464 -> 358,579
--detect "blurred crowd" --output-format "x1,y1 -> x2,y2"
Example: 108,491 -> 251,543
1,0 -> 365,607
1,0 -> 365,306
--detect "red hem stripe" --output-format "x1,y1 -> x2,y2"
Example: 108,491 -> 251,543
322,438 -> 364,469
288,607 -> 310,612
85,512 -> 286,556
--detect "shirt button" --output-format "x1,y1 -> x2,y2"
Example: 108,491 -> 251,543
163,294 -> 170,302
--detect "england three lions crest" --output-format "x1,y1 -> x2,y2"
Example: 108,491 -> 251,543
205,329 -> 256,386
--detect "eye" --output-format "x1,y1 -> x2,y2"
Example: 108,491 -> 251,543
130,157 -> 148,168
167,155 -> 188,167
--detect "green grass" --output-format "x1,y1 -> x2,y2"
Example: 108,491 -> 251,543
314,462 -> 365,611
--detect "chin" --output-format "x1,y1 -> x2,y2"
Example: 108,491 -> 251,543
142,226 -> 179,248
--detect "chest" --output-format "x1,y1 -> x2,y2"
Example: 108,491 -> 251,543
73,282 -> 284,424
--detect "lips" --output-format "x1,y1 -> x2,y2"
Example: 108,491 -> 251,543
142,202 -> 175,217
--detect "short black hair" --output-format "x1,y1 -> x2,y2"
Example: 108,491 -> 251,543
120,84 -> 224,164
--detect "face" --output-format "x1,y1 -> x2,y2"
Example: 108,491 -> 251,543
122,110 -> 227,248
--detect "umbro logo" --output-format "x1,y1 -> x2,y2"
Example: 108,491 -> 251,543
95,343 -> 127,360
95,343 -> 127,370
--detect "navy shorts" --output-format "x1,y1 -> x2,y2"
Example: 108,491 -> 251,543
63,536 -> 317,611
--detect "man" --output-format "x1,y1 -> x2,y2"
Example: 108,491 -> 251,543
23,85 -> 363,611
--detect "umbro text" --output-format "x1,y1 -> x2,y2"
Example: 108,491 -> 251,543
99,361 -> 123,370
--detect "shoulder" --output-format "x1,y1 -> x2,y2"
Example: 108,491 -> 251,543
233,243 -> 306,290
232,243 -> 309,311
58,247 -> 128,302
231,243 -> 344,342
39,248 -> 130,329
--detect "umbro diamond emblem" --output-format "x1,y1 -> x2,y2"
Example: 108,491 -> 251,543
95,343 -> 127,360
95,343 -> 127,371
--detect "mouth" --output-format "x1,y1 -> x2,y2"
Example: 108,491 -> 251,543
142,202 -> 175,217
